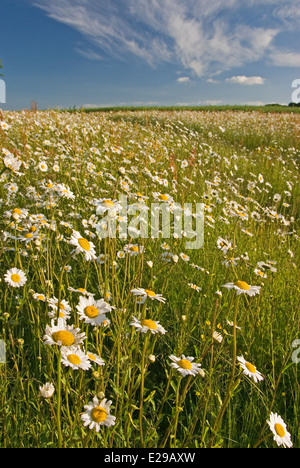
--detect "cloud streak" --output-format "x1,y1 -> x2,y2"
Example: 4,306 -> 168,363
226,76 -> 266,86
31,0 -> 300,77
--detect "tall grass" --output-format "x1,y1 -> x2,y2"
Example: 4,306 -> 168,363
0,109 -> 299,448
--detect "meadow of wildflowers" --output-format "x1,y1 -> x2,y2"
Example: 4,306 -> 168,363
0,108 -> 299,448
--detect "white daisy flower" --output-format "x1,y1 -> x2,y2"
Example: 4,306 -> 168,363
43,318 -> 86,348
221,280 -> 261,296
33,292 -> 47,302
267,412 -> 293,448
47,298 -> 72,321
130,288 -> 166,303
3,153 -> 22,172
67,287 -> 95,296
179,252 -> 190,262
96,199 -> 122,216
81,396 -> 116,431
4,268 -> 27,288
61,346 -> 91,371
169,355 -> 202,377
213,331 -> 223,343
38,161 -> 48,172
188,283 -> 202,292
0,121 -> 10,130
217,237 -> 232,254
76,295 -> 112,326
123,244 -> 144,256
237,356 -> 264,383
130,316 -> 167,335
69,230 -> 97,261
86,351 -> 105,366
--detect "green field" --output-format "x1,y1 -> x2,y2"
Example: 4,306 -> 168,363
0,108 -> 299,448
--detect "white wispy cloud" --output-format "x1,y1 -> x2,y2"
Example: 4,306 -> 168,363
226,76 -> 266,86
270,51 -> 300,67
176,77 -> 191,83
31,0 -> 300,76
75,48 -> 102,61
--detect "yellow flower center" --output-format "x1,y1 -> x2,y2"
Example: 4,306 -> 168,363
11,274 -> 21,283
159,194 -> 169,201
78,238 -> 91,252
178,359 -> 192,370
141,319 -> 157,330
29,226 -> 37,232
84,306 -> 99,318
12,208 -> 22,215
52,330 -> 75,347
130,246 -> 139,252
245,362 -> 256,374
87,353 -> 96,361
234,281 -> 250,290
78,288 -> 87,293
145,289 -> 156,297
25,233 -> 33,238
102,200 -> 114,208
91,407 -> 107,423
67,354 -> 81,365
274,423 -> 286,438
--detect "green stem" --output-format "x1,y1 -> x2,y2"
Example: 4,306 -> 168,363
139,334 -> 149,447
56,348 -> 63,448
208,295 -> 240,447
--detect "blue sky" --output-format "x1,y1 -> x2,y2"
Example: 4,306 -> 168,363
1,0 -> 300,110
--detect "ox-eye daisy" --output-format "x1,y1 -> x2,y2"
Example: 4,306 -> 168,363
47,297 -> 72,320
237,356 -> 264,383
43,318 -> 86,348
61,346 -> 91,371
169,355 -> 202,377
130,288 -> 166,303
267,412 -> 293,448
69,230 -> 97,261
222,280 -> 261,296
130,316 -> 167,334
76,295 -> 112,326
81,396 -> 116,431
4,268 -> 27,288
87,351 -> 105,366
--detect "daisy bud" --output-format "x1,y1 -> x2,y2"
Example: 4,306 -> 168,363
172,255 -> 179,263
148,354 -> 156,363
39,382 -> 55,399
